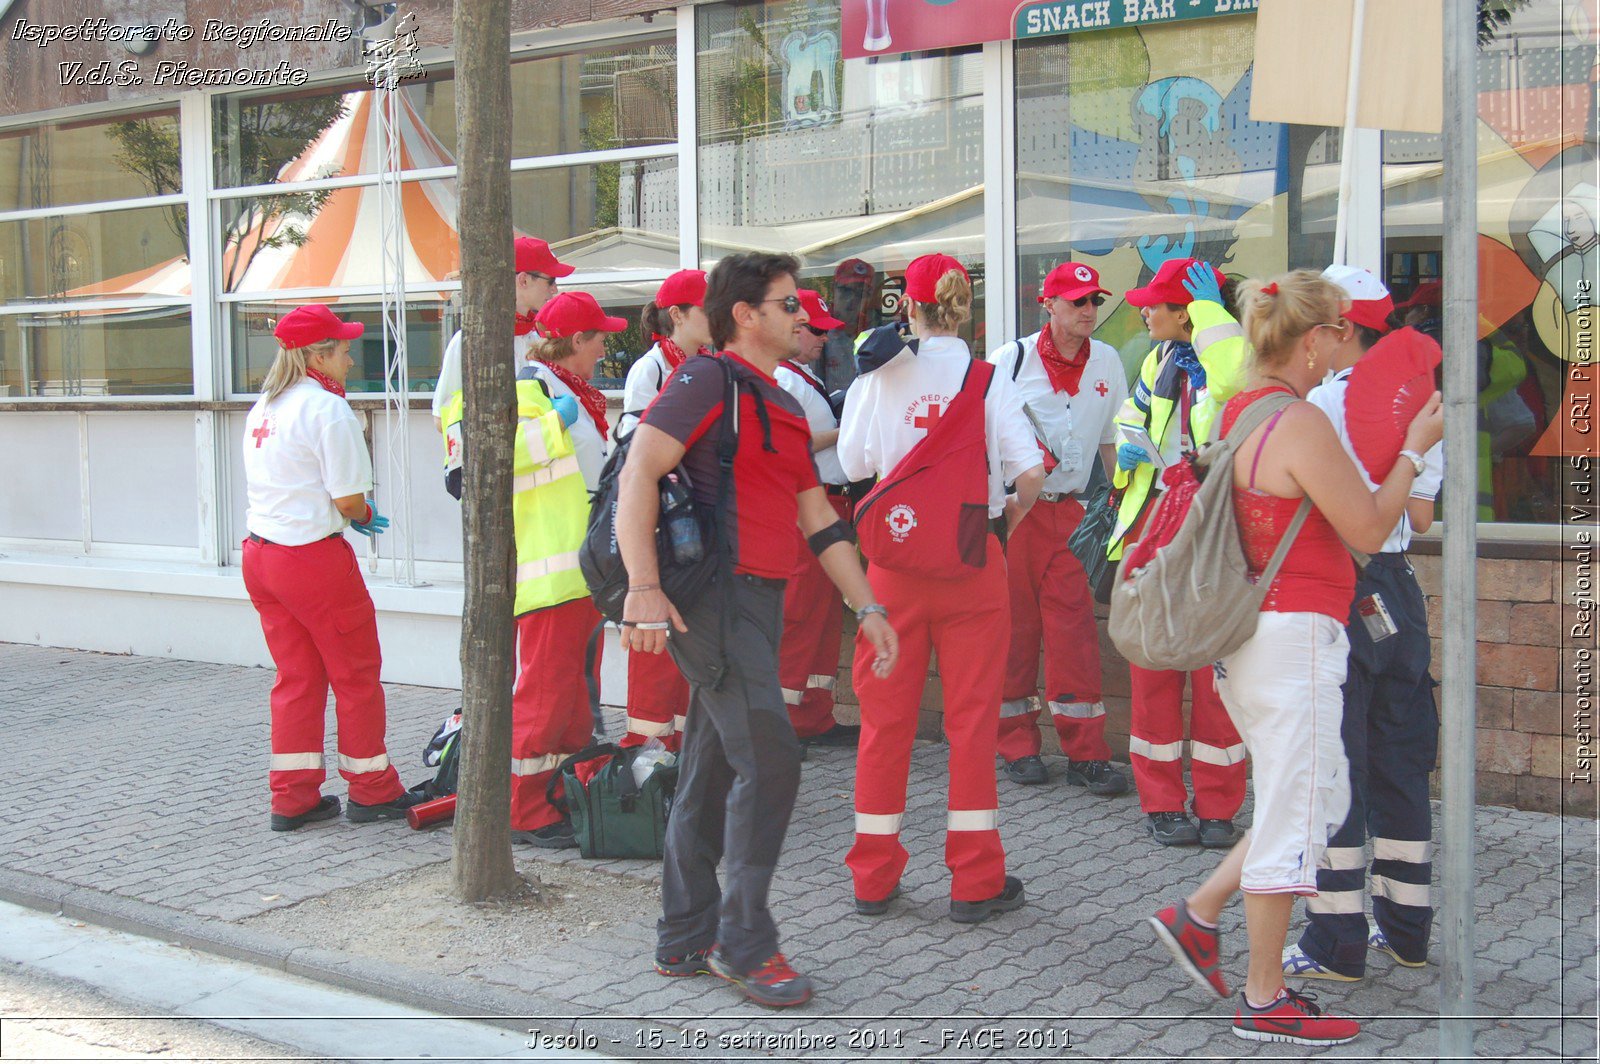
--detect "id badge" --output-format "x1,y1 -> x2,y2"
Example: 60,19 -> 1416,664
1356,592 -> 1399,642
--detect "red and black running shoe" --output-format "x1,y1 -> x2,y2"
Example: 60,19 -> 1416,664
708,951 -> 813,1008
1233,987 -> 1360,1045
653,947 -> 712,978
1147,899 -> 1229,998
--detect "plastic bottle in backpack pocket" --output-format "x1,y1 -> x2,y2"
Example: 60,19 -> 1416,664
660,474 -> 703,563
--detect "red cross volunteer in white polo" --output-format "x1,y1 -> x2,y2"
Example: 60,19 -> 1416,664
615,269 -> 711,750
987,262 -> 1129,796
242,305 -> 419,832
774,289 -> 857,744
837,253 -> 1044,922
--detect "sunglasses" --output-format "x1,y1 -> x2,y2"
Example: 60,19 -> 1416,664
525,272 -> 557,284
803,324 -> 829,338
1053,294 -> 1106,308
762,295 -> 803,315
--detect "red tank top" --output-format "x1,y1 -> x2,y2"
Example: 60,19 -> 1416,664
1222,387 -> 1355,620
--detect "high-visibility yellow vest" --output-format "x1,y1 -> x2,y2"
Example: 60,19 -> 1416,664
1107,299 -> 1246,561
440,380 -> 590,614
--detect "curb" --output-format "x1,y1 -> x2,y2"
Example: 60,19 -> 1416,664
0,864 -> 678,1054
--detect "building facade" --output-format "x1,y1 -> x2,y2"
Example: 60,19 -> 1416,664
0,0 -> 1594,810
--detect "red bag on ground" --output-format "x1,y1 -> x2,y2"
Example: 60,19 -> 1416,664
854,360 -> 994,580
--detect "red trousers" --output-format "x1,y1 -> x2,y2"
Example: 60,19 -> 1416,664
996,497 -> 1111,763
849,534 -> 1009,903
779,494 -> 851,738
1128,664 -> 1247,819
621,647 -> 687,751
243,536 -> 404,817
511,598 -> 602,831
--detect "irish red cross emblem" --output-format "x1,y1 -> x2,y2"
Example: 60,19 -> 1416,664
913,403 -> 943,431
886,503 -> 918,542
251,421 -> 272,448
1094,380 -> 1109,397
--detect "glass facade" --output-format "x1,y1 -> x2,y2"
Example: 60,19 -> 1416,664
697,0 -> 986,389
1014,17 -> 1341,376
1381,0 -> 1597,524
0,2 -> 1592,530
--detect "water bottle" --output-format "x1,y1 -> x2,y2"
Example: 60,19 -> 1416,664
660,474 -> 703,563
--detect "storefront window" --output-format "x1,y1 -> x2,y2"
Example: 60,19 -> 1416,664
0,107 -> 182,210
1014,16 -> 1340,377
230,299 -> 454,396
212,36 -> 676,189
697,0 -> 986,389
0,204 -> 189,304
0,307 -> 192,397
1382,0 -> 1597,525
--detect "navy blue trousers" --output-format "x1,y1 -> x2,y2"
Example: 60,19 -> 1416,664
1298,552 -> 1438,976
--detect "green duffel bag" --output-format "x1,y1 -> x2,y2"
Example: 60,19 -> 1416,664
547,743 -> 677,859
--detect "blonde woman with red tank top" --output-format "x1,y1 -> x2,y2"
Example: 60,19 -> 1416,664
1145,270 -> 1443,1048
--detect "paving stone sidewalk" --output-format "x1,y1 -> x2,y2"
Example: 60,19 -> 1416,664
5,642 -> 1596,1061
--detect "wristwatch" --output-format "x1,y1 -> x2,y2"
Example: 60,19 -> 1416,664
1398,449 -> 1426,476
855,603 -> 889,624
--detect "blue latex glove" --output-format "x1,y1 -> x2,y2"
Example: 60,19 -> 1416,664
351,501 -> 390,537
1117,443 -> 1150,471
1181,261 -> 1223,305
550,394 -> 579,428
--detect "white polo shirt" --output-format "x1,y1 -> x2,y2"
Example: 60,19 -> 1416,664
837,334 -> 1040,518
1308,367 -> 1444,553
988,332 -> 1127,496
618,343 -> 678,439
430,329 -> 536,417
244,378 -> 372,545
523,361 -> 607,491
775,359 -> 847,486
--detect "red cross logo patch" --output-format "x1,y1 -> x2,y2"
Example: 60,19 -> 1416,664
1094,380 -> 1109,397
250,420 -> 273,448
913,403 -> 943,431
886,504 -> 917,543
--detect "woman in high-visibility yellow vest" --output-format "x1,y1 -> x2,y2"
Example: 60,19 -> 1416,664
506,292 -> 627,848
1109,257 -> 1250,851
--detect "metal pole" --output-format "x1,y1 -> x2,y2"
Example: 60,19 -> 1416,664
1332,0 -> 1366,266
1439,0 -> 1478,1056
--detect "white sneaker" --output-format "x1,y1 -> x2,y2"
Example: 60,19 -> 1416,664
1282,943 -> 1360,981
1369,930 -> 1428,968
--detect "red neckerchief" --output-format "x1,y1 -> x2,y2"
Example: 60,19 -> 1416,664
514,311 -> 538,337
545,360 -> 610,441
1036,328 -> 1091,395
306,367 -> 345,397
658,337 -> 689,370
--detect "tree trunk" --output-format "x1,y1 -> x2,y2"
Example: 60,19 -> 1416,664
451,0 -> 521,902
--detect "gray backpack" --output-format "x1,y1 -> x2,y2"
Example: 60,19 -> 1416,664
1107,391 -> 1311,672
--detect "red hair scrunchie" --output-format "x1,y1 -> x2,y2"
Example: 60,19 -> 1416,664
1261,282 -> 1280,296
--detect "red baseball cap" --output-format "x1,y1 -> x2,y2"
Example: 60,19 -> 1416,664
655,269 -> 707,308
1040,262 -> 1111,303
904,254 -> 969,303
1322,264 -> 1395,334
273,304 -> 364,347
1394,280 -> 1442,312
1125,257 -> 1222,308
513,236 -> 575,278
534,292 -> 628,338
798,289 -> 845,331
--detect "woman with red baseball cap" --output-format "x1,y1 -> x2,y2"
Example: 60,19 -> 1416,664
837,253 -> 1045,922
506,290 -> 628,847
615,270 -> 712,751
1110,257 -> 1250,851
242,305 -> 420,832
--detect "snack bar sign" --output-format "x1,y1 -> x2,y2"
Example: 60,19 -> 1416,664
1015,0 -> 1258,39
841,0 -> 1257,60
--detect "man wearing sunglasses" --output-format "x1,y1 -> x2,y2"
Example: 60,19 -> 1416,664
987,262 -> 1129,796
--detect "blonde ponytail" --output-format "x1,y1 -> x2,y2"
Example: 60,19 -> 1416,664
1237,270 -> 1345,371
260,339 -> 336,403
911,268 -> 973,332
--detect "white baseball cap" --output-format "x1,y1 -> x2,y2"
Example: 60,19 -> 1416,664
1321,264 -> 1394,332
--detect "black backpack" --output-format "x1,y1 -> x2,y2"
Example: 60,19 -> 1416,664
580,355 -> 741,624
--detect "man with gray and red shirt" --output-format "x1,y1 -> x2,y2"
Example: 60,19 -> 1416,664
987,262 -> 1129,796
616,253 -> 898,1009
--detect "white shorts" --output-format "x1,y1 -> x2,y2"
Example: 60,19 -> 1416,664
1215,611 -> 1351,895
